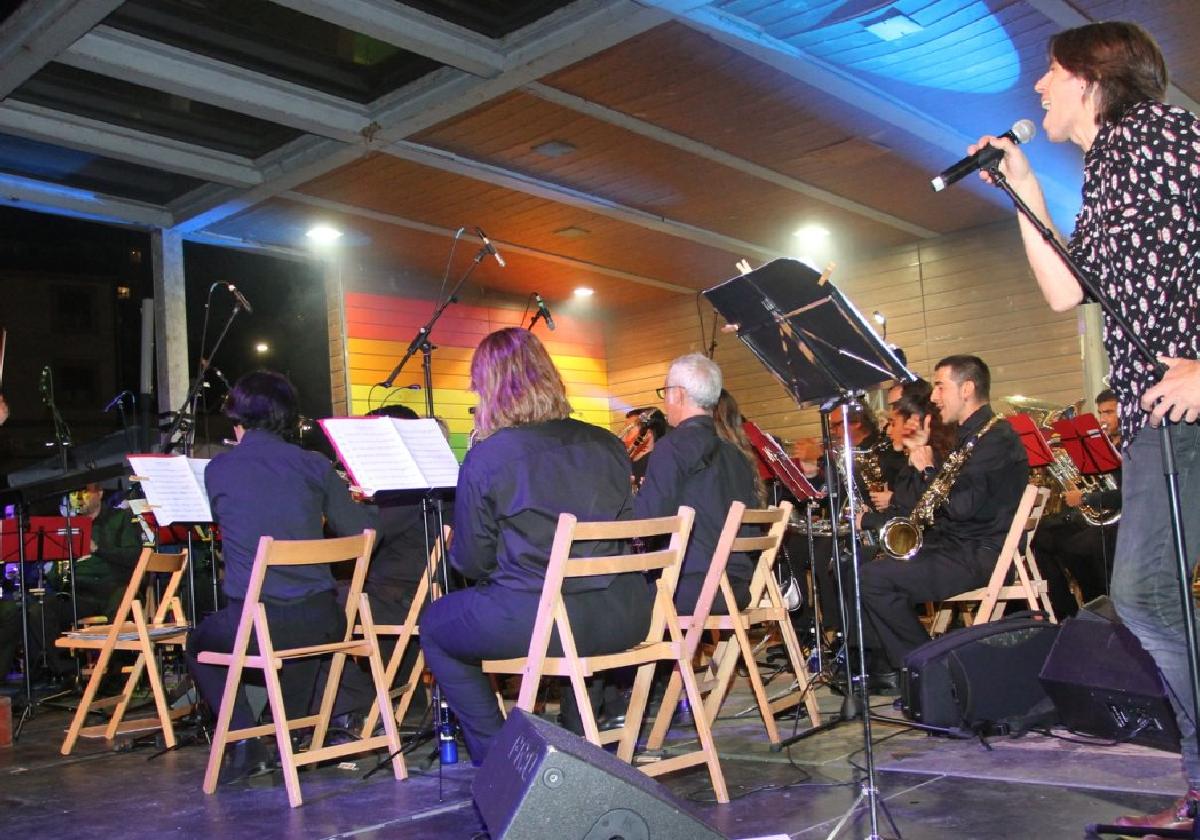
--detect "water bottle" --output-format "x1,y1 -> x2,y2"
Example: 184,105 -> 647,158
438,699 -> 458,765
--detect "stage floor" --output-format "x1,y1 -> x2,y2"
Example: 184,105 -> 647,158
1,681 -> 1186,839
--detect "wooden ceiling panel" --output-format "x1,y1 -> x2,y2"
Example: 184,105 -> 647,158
410,90 -> 916,255
543,22 -> 1005,234
296,153 -> 756,292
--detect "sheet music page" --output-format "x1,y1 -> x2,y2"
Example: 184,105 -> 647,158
127,454 -> 213,525
320,418 -> 424,495
391,418 -> 459,489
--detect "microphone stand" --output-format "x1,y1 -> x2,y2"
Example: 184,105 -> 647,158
161,299 -> 245,627
986,165 -> 1199,840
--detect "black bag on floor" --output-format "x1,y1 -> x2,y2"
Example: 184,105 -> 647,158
900,613 -> 1061,735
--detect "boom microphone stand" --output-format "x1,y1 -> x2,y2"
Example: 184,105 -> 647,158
983,167 -> 1199,840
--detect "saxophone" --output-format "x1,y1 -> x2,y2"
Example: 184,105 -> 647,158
854,441 -> 890,493
880,415 -> 1001,560
1045,446 -> 1121,526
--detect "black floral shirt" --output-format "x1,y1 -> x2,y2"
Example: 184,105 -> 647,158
1068,100 -> 1200,447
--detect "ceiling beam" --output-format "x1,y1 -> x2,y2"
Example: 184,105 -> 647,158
171,135 -> 367,232
1023,0 -> 1200,114
281,190 -> 695,294
385,140 -> 782,262
267,0 -> 507,78
0,100 -> 262,187
170,0 -> 669,232
60,26 -> 371,142
0,172 -> 172,228
524,81 -> 939,239
0,0 -> 123,99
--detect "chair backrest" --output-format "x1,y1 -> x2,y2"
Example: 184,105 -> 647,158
681,501 -> 792,656
107,547 -> 190,628
527,507 -> 695,662
242,531 -> 377,633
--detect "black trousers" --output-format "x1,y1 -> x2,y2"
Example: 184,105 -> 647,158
185,589 -> 346,730
1031,511 -> 1116,619
420,574 -> 652,763
858,538 -> 996,671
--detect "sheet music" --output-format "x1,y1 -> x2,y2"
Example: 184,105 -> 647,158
320,417 -> 458,495
127,455 -> 213,525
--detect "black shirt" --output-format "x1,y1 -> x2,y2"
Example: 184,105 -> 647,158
920,404 -> 1028,547
207,429 -> 370,601
449,418 -> 634,594
633,415 -> 759,582
366,497 -> 453,597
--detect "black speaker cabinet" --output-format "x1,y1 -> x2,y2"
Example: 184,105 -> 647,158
1038,597 -> 1181,751
472,709 -> 726,840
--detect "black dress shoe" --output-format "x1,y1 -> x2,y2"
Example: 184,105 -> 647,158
866,670 -> 901,695
219,738 -> 274,785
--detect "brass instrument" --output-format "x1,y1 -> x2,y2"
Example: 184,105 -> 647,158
1045,445 -> 1121,526
854,441 -> 889,493
880,415 -> 1002,560
620,409 -> 658,462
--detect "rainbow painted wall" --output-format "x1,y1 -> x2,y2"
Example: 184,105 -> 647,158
345,292 -> 611,459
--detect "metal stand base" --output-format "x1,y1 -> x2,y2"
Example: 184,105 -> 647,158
824,779 -> 902,840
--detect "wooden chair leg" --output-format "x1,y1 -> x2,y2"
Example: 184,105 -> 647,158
255,607 -> 304,808
359,595 -> 407,781
645,668 -> 683,751
777,614 -> 823,725
728,621 -> 780,744
202,649 -> 249,794
617,662 -> 657,764
668,617 -> 728,804
60,641 -> 115,755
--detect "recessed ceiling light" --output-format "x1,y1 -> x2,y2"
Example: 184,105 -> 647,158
573,286 -> 594,298
793,225 -> 830,240
865,13 -> 923,43
554,226 -> 590,239
306,224 -> 343,245
533,140 -> 577,158
255,342 -> 270,354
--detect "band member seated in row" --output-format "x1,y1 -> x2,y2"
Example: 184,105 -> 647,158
633,354 -> 759,614
1031,389 -> 1122,619
185,371 -> 373,783
713,389 -> 767,509
856,355 -> 1028,692
419,328 -> 650,764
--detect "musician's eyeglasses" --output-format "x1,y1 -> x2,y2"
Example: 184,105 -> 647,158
655,385 -> 683,399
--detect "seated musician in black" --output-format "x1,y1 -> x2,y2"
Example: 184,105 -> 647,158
633,354 -> 759,614
184,371 -> 371,782
419,328 -> 649,764
1031,389 -> 1122,618
856,355 -> 1028,692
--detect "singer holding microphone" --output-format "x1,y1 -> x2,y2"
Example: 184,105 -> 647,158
967,22 -> 1200,832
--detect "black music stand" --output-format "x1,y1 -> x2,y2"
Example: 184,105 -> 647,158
706,258 -> 913,840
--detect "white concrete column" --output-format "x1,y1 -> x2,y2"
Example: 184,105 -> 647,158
151,229 -> 189,415
1079,302 -> 1110,407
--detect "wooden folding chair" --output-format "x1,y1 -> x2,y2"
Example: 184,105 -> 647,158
647,500 -> 822,749
482,506 -> 730,803
930,484 -> 1055,635
199,531 -> 405,808
357,527 -> 448,738
55,548 -> 190,755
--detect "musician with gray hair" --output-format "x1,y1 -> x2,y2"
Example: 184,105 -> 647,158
634,353 -> 758,613
855,355 -> 1027,692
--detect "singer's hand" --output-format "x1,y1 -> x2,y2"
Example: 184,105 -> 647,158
970,134 -> 1030,186
1142,356 -> 1200,426
0,394 -> 7,426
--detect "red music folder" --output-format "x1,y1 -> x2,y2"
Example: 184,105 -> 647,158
1052,413 -> 1121,475
1006,413 -> 1055,468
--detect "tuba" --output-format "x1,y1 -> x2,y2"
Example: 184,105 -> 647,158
880,416 -> 1001,560
1045,445 -> 1121,526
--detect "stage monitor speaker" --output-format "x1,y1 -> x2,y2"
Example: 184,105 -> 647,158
472,709 -> 726,840
1038,596 -> 1180,751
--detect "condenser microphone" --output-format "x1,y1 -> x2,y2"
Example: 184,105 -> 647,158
534,293 -> 556,331
931,119 -> 1036,192
103,390 -> 133,412
226,283 -> 254,313
475,228 -> 506,268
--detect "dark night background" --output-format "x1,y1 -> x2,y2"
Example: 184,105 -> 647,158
0,204 -> 331,485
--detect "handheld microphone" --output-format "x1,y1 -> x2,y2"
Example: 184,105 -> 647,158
931,119 -> 1036,192
534,293 -> 556,331
475,227 -> 506,268
226,283 -> 254,313
103,390 -> 133,412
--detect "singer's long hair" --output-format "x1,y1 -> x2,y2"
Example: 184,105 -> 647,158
1049,22 -> 1167,125
470,327 -> 571,441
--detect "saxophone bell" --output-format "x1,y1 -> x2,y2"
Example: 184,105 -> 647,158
879,517 -> 922,560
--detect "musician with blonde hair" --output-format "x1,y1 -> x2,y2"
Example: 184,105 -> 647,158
420,328 -> 649,763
